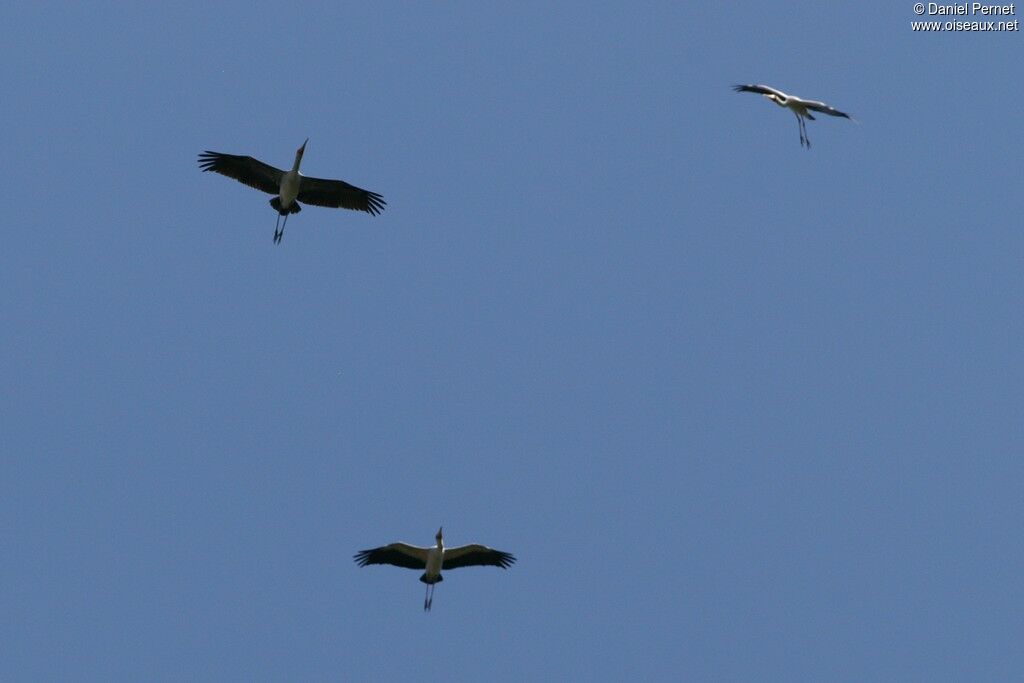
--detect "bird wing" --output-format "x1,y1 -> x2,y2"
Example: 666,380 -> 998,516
197,151 -> 284,195
733,84 -> 787,98
802,99 -> 852,119
297,176 -> 387,215
442,544 -> 516,570
353,543 -> 429,569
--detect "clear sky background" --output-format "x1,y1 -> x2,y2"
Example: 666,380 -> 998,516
3,2 -> 1022,680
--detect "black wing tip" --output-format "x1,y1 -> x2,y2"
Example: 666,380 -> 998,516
365,192 -> 387,215
197,150 -> 222,171
353,549 -> 373,566
498,551 -> 516,569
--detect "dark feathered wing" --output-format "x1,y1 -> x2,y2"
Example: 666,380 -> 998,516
198,151 -> 284,195
802,100 -> 852,119
353,543 -> 428,570
733,84 -> 786,97
297,176 -> 387,215
442,544 -> 516,570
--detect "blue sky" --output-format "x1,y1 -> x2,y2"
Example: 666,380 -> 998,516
3,2 -> 1022,680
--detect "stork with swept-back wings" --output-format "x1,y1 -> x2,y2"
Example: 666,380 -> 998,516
198,139 -> 385,243
354,527 -> 515,611
733,84 -> 853,149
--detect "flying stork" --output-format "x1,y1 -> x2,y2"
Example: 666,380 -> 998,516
354,527 -> 515,611
198,139 -> 385,244
733,84 -> 853,149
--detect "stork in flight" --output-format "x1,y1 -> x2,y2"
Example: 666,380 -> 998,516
198,139 -> 385,244
733,84 -> 853,149
354,527 -> 515,611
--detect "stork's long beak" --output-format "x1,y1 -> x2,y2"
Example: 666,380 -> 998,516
298,138 -> 308,155
437,526 -> 443,538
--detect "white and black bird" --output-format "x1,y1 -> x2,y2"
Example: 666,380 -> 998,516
354,527 -> 515,611
198,139 -> 385,244
733,84 -> 853,149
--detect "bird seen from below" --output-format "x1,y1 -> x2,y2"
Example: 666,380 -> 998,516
733,84 -> 853,149
198,139 -> 385,244
354,527 -> 516,611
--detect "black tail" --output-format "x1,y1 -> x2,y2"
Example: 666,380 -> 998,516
419,573 -> 443,585
269,197 -> 302,216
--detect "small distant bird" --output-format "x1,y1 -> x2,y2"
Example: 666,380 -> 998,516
733,84 -> 853,149
354,527 -> 515,611
198,139 -> 385,244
